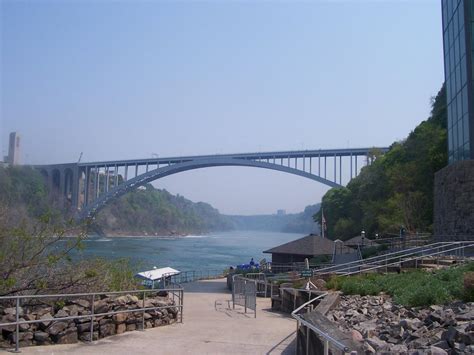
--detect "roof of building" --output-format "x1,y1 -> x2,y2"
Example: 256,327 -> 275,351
263,234 -> 337,256
135,267 -> 180,281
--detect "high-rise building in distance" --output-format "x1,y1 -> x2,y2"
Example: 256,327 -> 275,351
4,132 -> 21,165
441,0 -> 474,162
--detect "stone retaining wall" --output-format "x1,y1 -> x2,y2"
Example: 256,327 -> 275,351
0,293 -> 178,348
434,160 -> 474,237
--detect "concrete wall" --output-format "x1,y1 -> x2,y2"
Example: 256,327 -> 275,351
434,160 -> 474,236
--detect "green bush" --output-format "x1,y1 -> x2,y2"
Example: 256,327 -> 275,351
327,263 -> 474,307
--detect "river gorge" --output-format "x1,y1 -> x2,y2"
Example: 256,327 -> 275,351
77,231 -> 304,272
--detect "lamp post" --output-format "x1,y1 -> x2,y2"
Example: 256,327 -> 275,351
361,230 -> 365,247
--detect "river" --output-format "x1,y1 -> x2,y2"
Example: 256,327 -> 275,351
77,231 -> 303,272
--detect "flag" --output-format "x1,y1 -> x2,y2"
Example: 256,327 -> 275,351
321,208 -> 327,238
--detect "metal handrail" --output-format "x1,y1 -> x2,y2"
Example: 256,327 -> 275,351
0,287 -> 184,352
167,269 -> 225,285
342,243 -> 473,276
291,292 -> 351,353
316,241 -> 473,277
314,241 -> 470,274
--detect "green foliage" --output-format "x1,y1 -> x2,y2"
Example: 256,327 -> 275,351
314,84 -> 447,239
327,263 -> 474,307
309,254 -> 332,265
94,185 -> 233,235
0,166 -> 52,219
361,244 -> 389,259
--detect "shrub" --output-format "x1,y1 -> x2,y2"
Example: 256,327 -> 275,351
463,272 -> 474,302
326,263 -> 474,307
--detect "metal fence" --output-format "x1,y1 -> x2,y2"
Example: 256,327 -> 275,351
0,287 -> 184,352
291,292 -> 354,355
231,275 -> 257,318
165,269 -> 224,285
314,241 -> 474,277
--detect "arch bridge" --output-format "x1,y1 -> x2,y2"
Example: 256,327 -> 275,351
35,147 -> 389,220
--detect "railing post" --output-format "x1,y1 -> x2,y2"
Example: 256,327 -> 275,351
181,288 -> 184,323
244,280 -> 247,314
306,325 -> 310,355
90,294 -> 95,343
141,290 -> 146,331
14,297 -> 20,353
324,339 -> 329,355
254,280 -> 257,319
232,275 -> 235,310
295,320 -> 299,354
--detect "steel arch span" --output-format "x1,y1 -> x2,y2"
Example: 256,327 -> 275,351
32,147 -> 389,220
81,158 -> 342,219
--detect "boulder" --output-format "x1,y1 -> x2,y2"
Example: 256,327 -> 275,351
18,317 -> 30,331
3,307 -> 24,317
33,331 -> 50,343
116,323 -> 126,334
76,321 -> 97,333
38,313 -> 53,329
10,330 -> 33,342
47,321 -> 68,336
70,299 -> 90,309
429,346 -> 448,355
54,327 -> 78,344
441,326 -> 458,347
93,300 -> 109,314
113,313 -> 128,323
54,309 -> 69,319
79,331 -> 98,342
366,337 -> 388,351
0,314 -> 16,332
351,329 -> 364,343
62,305 -> 80,317
99,323 -> 116,337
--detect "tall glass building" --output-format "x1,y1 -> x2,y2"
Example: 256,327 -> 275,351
442,0 -> 473,162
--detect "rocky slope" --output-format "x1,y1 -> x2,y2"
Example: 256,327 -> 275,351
327,294 -> 474,354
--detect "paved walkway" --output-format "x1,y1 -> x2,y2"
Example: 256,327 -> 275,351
13,279 -> 296,354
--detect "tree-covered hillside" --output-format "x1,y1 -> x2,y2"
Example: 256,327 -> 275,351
0,165 -> 53,224
314,85 -> 447,240
227,203 -> 320,234
93,184 -> 233,235
0,166 -> 233,236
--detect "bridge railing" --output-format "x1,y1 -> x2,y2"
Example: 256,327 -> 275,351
0,287 -> 184,353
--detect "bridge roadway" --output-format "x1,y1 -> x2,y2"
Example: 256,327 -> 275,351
16,279 -> 296,355
34,147 -> 389,219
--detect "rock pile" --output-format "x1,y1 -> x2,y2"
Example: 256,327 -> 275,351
0,293 -> 178,348
326,294 -> 474,354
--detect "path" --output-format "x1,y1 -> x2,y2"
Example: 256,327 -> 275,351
13,279 -> 296,354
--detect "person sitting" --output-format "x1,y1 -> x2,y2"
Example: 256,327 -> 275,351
249,258 -> 255,266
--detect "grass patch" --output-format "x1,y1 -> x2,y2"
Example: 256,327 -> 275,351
327,262 -> 474,307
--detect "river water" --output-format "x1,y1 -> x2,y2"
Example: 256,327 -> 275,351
78,231 -> 304,272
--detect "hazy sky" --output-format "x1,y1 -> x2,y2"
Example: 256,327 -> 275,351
1,0 -> 444,215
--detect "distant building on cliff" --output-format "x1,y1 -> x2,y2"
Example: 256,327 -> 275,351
4,132 -> 21,165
